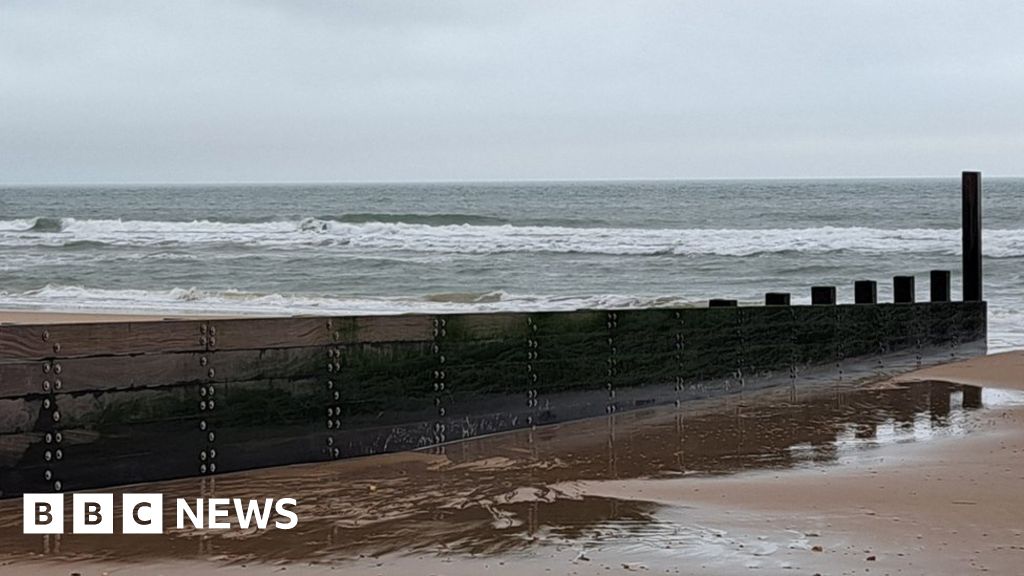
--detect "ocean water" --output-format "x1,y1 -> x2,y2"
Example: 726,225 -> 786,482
0,178 -> 1021,351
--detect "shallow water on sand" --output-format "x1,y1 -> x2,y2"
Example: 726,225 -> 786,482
1,379 -> 1019,567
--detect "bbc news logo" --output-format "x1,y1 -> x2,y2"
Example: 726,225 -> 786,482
23,494 -> 298,534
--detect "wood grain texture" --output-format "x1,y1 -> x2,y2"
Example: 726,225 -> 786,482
0,353 -> 207,399
330,315 -> 435,344
208,317 -> 328,350
0,347 -> 327,398
0,320 -> 205,360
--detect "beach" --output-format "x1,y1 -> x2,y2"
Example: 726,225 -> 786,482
4,2 -> 1023,574
0,310 -> 212,324
0,350 -> 1021,575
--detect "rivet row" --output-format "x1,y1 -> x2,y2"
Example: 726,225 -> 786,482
433,317 -> 448,444
199,350 -> 216,475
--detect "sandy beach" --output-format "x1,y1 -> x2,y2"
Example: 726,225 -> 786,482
0,350 -> 1019,575
0,310 -> 228,325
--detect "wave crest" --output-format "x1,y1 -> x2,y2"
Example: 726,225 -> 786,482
1,217 -> 1022,258
2,284 -> 698,316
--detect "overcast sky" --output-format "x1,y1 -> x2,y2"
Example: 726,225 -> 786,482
1,1 -> 1022,183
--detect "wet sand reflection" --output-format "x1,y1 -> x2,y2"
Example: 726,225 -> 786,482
0,380 -> 1014,564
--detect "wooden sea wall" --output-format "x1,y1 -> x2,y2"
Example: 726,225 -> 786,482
0,302 -> 986,497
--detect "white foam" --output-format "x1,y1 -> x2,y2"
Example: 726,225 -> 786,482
0,284 -> 697,317
0,218 -> 39,232
1,217 -> 1023,257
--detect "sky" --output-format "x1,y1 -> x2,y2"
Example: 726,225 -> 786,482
1,0 -> 1023,183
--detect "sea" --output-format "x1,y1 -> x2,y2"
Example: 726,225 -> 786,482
0,178 -> 1021,352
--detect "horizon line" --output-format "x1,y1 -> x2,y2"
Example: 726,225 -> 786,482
2,173 -> 1021,187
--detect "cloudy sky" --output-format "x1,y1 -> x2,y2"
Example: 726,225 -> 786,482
1,1 -> 1022,183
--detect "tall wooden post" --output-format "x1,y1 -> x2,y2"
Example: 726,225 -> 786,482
962,171 -> 982,302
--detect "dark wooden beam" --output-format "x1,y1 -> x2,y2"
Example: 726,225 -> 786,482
894,276 -> 916,304
854,280 -> 877,304
930,270 -> 951,303
962,171 -> 982,301
811,286 -> 837,305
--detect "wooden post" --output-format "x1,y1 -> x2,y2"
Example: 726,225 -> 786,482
811,286 -> 836,305
854,280 -> 877,304
765,292 -> 791,306
930,270 -> 951,302
962,171 -> 982,301
894,276 -> 916,304
963,385 -> 982,409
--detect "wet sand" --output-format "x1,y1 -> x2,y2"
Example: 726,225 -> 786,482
566,351 -> 1024,575
0,351 -> 1021,575
0,309 -> 229,324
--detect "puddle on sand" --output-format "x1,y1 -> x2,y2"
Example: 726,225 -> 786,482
0,381 -> 1018,565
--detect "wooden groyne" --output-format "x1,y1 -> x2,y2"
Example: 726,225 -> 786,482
0,173 -> 988,498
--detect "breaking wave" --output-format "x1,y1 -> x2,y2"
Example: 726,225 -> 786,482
0,285 -> 698,316
2,217 -> 1022,257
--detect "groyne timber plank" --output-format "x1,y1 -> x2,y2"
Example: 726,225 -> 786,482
208,317 -> 327,350
443,312 -> 529,340
791,306 -> 839,366
678,307 -> 741,381
0,383 -> 207,495
330,315 -> 435,344
0,347 -> 328,399
0,321 -> 205,360
741,306 -> 798,375
836,305 -> 883,360
952,301 -> 987,343
337,341 -> 435,422
0,314 -> 443,360
0,353 -> 204,399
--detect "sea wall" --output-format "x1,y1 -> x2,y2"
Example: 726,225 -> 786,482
0,301 -> 986,497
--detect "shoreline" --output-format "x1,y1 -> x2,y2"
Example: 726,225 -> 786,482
0,309 -> 211,324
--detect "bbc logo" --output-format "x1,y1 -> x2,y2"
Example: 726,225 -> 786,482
24,493 -> 164,534
23,493 -> 299,534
